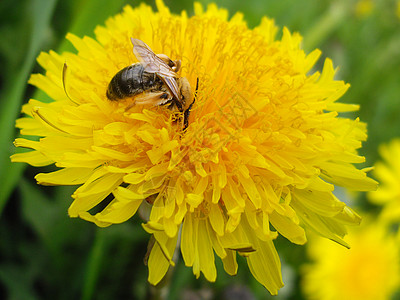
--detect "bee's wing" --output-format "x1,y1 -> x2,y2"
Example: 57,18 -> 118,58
160,76 -> 181,106
130,38 -> 177,78
131,38 -> 181,102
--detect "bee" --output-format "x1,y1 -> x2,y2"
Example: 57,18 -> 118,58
107,38 -> 197,130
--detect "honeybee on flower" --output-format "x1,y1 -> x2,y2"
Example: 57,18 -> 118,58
106,38 -> 197,130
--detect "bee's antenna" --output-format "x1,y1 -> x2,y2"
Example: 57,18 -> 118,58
62,62 -> 79,105
183,78 -> 199,131
195,77 -> 199,95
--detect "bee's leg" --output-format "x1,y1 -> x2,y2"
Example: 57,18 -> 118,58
125,92 -> 171,111
157,93 -> 173,105
183,78 -> 199,131
125,102 -> 136,111
172,98 -> 183,111
159,98 -> 174,108
134,92 -> 171,105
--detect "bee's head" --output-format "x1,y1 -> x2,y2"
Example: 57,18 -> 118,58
156,54 -> 181,72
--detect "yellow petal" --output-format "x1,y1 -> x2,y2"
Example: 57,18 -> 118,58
148,232 -> 178,285
11,151 -> 53,167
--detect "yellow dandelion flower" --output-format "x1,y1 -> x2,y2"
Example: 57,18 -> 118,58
368,139 -> 400,222
355,0 -> 374,18
302,218 -> 400,300
397,1 -> 400,19
11,0 -> 377,294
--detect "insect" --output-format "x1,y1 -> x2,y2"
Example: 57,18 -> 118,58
107,38 -> 197,130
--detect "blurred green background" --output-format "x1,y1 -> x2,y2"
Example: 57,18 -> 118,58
1,0 -> 399,299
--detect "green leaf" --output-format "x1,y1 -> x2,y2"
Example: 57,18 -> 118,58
0,264 -> 39,300
19,178 -> 60,249
0,0 -> 58,214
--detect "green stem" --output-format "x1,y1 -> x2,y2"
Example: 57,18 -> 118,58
149,267 -> 175,300
304,1 -> 351,51
81,229 -> 106,300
